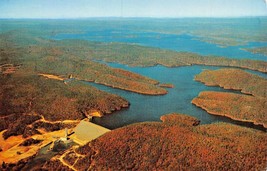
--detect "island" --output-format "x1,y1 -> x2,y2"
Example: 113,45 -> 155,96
244,46 -> 267,56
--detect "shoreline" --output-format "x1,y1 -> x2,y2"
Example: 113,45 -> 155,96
39,74 -> 168,96
93,80 -> 168,96
75,76 -> 168,96
157,63 -> 267,73
194,79 -> 254,96
191,99 -> 267,129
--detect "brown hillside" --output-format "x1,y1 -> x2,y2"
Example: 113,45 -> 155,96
30,114 -> 267,171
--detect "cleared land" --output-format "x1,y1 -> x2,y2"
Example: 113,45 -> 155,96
0,70 -> 130,165
38,73 -> 65,81
0,73 -> 128,138
0,129 -> 68,164
12,114 -> 267,171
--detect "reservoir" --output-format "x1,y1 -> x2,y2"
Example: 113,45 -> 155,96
86,64 -> 266,131
52,23 -> 267,61
51,19 -> 267,130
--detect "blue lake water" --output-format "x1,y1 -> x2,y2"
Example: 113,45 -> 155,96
52,30 -> 267,61
86,65 -> 228,127
83,64 -> 266,131
50,22 -> 266,131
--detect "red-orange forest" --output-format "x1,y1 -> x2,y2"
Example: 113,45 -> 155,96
4,114 -> 267,170
0,19 -> 267,170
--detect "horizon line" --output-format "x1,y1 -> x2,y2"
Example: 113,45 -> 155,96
1,15 -> 267,20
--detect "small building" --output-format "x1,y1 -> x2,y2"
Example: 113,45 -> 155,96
59,128 -> 69,141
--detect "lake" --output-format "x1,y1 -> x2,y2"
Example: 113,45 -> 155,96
82,64 -> 265,131
52,21 -> 267,61
50,18 -> 267,131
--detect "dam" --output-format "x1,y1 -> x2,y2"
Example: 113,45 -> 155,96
69,120 -> 110,145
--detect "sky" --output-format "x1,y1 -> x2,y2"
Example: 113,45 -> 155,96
0,0 -> 266,18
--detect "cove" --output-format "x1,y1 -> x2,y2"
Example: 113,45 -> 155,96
85,64 -> 266,131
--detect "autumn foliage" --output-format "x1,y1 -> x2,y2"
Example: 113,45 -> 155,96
194,68 -> 267,97
0,73 -> 129,139
36,114 -> 267,171
192,68 -> 267,128
192,91 -> 267,128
